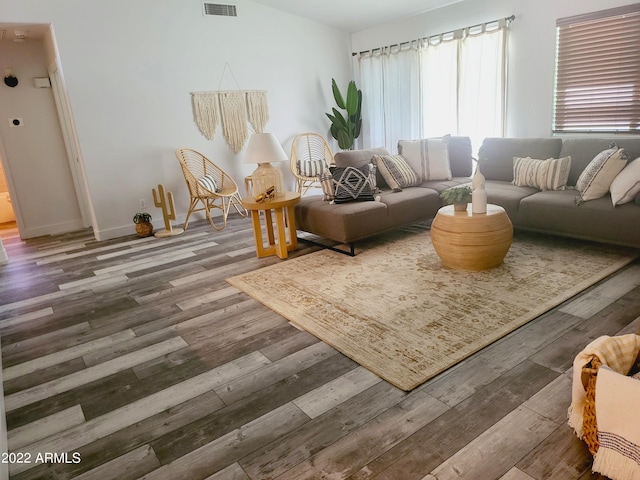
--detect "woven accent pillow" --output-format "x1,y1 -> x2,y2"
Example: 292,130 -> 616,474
319,169 -> 335,201
513,156 -> 571,191
197,174 -> 219,192
330,164 -> 378,203
372,154 -> 420,191
610,157 -> 640,206
576,146 -> 629,202
397,135 -> 452,181
297,159 -> 327,177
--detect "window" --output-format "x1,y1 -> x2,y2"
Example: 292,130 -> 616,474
553,5 -> 640,133
357,17 -> 510,154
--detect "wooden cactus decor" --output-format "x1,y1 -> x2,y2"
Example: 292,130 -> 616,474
152,184 -> 184,238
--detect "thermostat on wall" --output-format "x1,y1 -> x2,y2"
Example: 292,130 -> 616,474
33,77 -> 51,88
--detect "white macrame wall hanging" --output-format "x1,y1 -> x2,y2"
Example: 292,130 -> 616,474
191,64 -> 269,154
191,90 -> 269,153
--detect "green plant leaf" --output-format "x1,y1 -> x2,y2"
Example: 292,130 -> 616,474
345,81 -> 359,115
337,130 -> 353,150
331,78 -> 346,110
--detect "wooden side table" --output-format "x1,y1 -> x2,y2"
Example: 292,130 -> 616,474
431,203 -> 513,271
241,192 -> 301,259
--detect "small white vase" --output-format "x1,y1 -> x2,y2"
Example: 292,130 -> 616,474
472,167 -> 487,214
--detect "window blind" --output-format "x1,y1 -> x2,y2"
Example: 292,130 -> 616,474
553,4 -> 640,133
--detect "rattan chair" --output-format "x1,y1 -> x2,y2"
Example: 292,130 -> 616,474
175,148 -> 247,231
290,133 -> 335,195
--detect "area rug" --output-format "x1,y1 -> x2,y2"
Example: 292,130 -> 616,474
227,227 -> 637,390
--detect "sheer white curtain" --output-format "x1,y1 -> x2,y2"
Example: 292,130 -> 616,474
359,45 -> 421,151
358,19 -> 509,154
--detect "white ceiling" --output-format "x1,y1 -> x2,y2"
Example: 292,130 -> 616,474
250,0 -> 464,32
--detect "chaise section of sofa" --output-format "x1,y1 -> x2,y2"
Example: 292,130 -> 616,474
294,136 -> 474,249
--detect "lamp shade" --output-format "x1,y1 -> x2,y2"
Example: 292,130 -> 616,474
244,133 -> 288,164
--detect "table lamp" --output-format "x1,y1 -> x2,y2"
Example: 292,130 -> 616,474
244,132 -> 288,197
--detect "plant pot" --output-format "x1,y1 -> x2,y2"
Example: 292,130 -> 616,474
453,202 -> 468,212
135,222 -> 153,237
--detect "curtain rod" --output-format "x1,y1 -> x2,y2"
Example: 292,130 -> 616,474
351,14 -> 515,57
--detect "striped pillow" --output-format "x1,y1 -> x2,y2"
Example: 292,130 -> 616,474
198,174 -> 219,192
373,154 -> 420,191
513,156 -> 571,191
319,169 -> 334,201
297,159 -> 327,177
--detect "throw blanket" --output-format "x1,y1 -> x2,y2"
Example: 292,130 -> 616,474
568,334 -> 640,437
592,367 -> 640,479
568,334 -> 640,480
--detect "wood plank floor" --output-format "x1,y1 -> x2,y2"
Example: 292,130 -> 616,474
1,215 -> 639,480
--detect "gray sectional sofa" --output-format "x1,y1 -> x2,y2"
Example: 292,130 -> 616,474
294,136 -> 640,253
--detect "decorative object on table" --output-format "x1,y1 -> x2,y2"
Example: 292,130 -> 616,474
175,148 -> 247,231
471,166 -> 487,214
4,66 -> 18,88
254,185 -> 275,203
133,212 -> 153,238
290,132 -> 335,195
244,132 -> 288,197
227,226 -> 637,391
568,334 -> 640,479
440,185 -> 472,211
152,184 -> 184,238
326,78 -> 362,150
190,63 -> 269,153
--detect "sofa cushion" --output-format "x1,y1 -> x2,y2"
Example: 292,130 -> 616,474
576,146 -> 628,202
447,136 -> 474,177
397,136 -> 452,181
484,180 -> 539,221
478,138 -> 563,182
377,188 -> 442,226
519,189 -> 640,247
610,157 -> 640,206
513,156 -> 571,191
330,164 -> 378,204
295,195 -> 390,244
334,147 -> 391,188
372,154 -> 420,190
559,138 -> 640,186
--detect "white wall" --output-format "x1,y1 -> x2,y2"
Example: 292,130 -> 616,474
0,0 -> 352,239
352,0 -> 638,142
0,39 -> 84,237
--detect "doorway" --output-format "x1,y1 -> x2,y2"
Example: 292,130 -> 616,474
0,23 -> 92,240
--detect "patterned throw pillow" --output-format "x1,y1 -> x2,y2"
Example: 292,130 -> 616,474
330,164 -> 378,203
297,159 -> 327,177
397,136 -> 452,181
198,174 -> 219,192
319,169 -> 335,201
576,146 -> 629,202
513,156 -> 571,191
372,154 -> 420,191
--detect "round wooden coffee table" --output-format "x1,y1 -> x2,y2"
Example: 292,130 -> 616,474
431,203 -> 513,271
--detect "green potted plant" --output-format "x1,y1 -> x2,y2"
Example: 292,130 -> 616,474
133,212 -> 153,237
326,78 -> 362,150
440,185 -> 473,212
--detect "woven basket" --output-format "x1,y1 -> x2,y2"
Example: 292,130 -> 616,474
581,355 -> 602,456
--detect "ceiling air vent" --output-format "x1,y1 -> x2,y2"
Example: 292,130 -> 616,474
203,3 -> 237,17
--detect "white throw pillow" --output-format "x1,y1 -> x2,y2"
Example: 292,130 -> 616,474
610,157 -> 640,206
397,135 -> 452,182
576,146 -> 628,202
